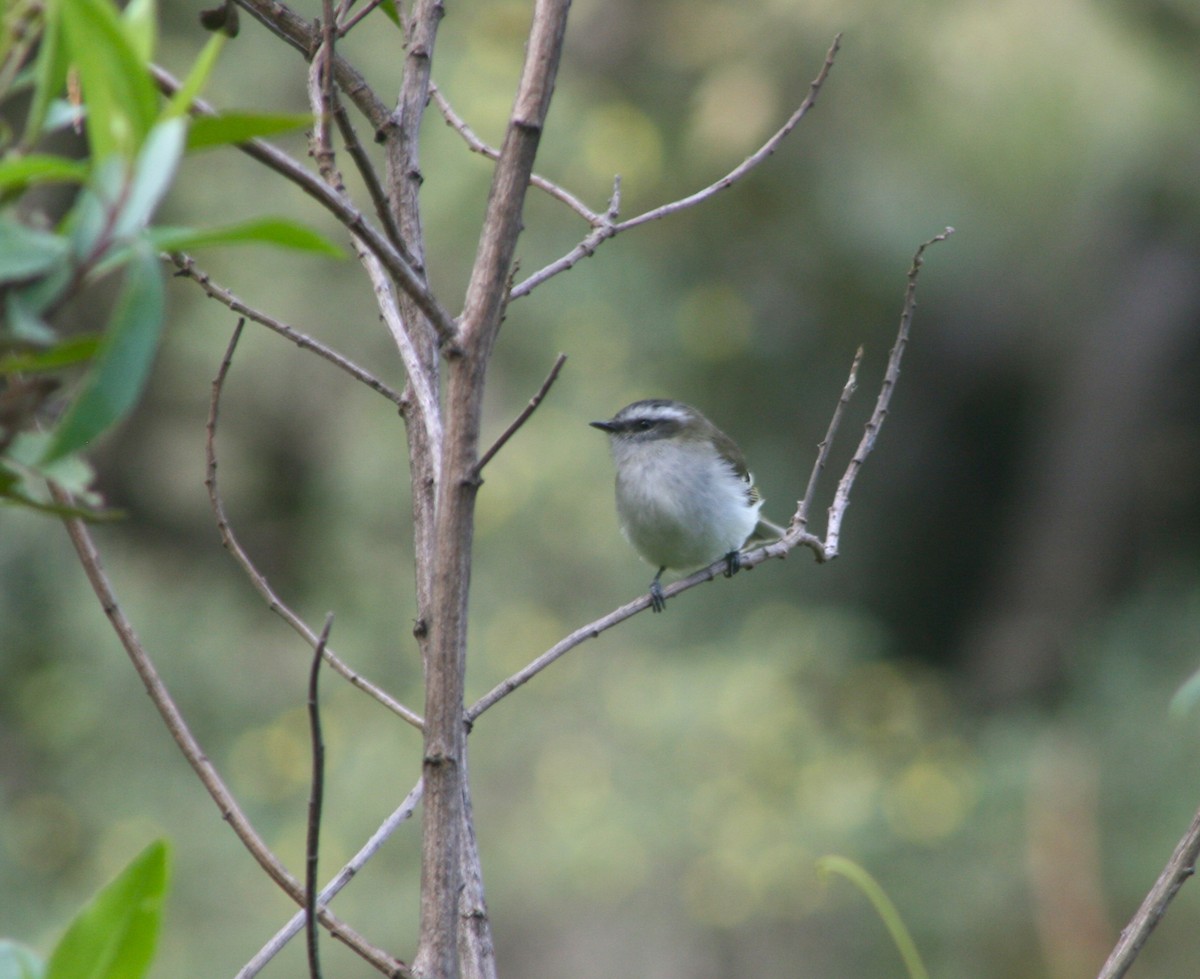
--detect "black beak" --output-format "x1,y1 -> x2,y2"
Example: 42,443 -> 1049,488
590,420 -> 617,433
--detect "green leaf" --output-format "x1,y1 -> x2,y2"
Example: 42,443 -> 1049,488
185,111 -> 312,151
162,33 -> 226,121
119,0 -> 157,63
59,0 -> 159,159
5,289 -> 59,343
816,855 -> 930,979
42,245 -> 164,463
66,155 -> 127,260
0,219 -> 69,283
112,117 -> 185,238
378,0 -> 402,29
45,840 -> 169,979
0,940 -> 45,979
148,217 -> 343,256
0,433 -> 107,516
22,2 -> 69,145
0,154 -> 90,192
0,334 -> 101,373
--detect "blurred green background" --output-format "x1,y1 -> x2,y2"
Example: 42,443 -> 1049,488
5,0 -> 1200,975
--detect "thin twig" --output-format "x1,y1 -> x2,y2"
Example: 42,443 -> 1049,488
332,98 -> 407,255
170,254 -> 404,406
1097,803 -> 1200,979
50,483 -> 408,979
238,779 -> 425,978
473,353 -> 566,477
509,34 -> 841,300
232,0 -> 392,131
431,82 -> 601,224
797,345 -> 862,533
206,321 -> 425,730
336,0 -> 385,35
469,227 -> 952,721
824,226 -> 954,557
308,0 -> 339,184
149,63 -> 459,349
306,614 -> 333,979
508,178 -> 621,299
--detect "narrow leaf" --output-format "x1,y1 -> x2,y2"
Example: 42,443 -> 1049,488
22,2 -> 69,145
148,217 -> 343,256
0,219 -> 69,283
45,840 -> 169,979
0,154 -> 90,191
59,0 -> 158,159
42,245 -> 165,463
119,0 -> 157,62
185,111 -> 311,150
112,117 -> 186,238
162,33 -> 227,121
0,335 -> 101,374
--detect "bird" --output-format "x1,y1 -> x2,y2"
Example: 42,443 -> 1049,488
591,399 -> 785,612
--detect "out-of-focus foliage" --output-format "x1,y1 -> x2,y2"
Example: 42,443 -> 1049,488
3,0 -> 1200,976
0,0 -> 334,516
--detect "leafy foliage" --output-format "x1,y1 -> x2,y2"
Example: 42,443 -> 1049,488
0,0 -> 339,516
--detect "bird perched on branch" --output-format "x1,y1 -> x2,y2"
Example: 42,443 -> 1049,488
591,399 -> 785,612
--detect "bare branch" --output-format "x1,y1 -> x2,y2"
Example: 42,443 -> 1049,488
307,0 -> 339,185
473,352 -> 567,477
797,345 -> 862,533
336,0 -> 386,35
509,178 -> 621,300
469,227 -> 952,719
620,34 -> 841,232
431,82 -> 602,225
239,779 -> 425,978
1098,803 -> 1200,979
356,244 -> 445,469
50,484 -> 408,978
823,226 -> 954,556
510,34 -> 841,299
206,321 -> 425,730
149,64 -> 459,349
306,614 -> 333,979
170,254 -> 404,406
332,98 -> 407,254
233,0 -> 391,131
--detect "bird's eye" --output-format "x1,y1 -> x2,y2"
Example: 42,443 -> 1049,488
634,419 -> 654,431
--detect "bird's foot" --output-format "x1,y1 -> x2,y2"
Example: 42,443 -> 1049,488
723,550 -> 742,578
649,577 -> 667,613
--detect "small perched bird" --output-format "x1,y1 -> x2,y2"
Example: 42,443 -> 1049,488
591,399 -> 785,612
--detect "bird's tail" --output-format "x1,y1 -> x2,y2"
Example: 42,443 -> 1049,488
752,516 -> 788,541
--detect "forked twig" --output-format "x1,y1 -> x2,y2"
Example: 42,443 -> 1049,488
431,82 -> 601,224
468,227 -> 953,720
822,226 -> 954,557
206,321 -> 425,730
508,34 -> 842,300
473,352 -> 567,477
50,483 -> 407,978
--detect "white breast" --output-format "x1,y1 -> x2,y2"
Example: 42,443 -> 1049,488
612,439 -> 760,571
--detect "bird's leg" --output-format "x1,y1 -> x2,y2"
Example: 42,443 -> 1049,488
723,550 -> 742,578
649,567 -> 667,613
